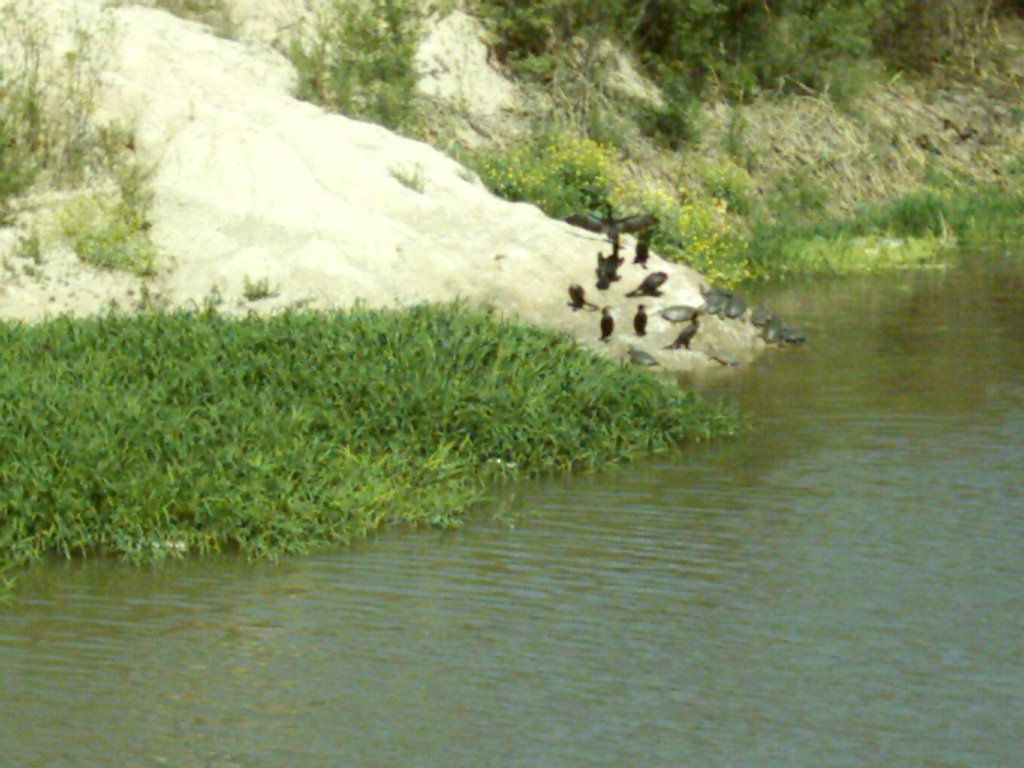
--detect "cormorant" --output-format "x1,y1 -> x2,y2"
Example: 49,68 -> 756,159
633,304 -> 647,336
600,307 -> 614,342
664,318 -> 699,350
568,284 -> 597,311
595,251 -> 622,289
634,233 -> 650,269
625,271 -> 668,298
566,209 -> 658,244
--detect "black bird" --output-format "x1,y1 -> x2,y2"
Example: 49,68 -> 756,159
625,271 -> 668,298
567,284 -> 597,311
595,251 -> 622,289
566,210 -> 658,244
599,307 -> 614,342
664,317 -> 699,350
633,304 -> 647,336
633,233 -> 650,269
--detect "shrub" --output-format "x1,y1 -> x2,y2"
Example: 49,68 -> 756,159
468,132 -> 618,219
288,0 -> 421,133
58,159 -> 158,277
636,185 -> 750,286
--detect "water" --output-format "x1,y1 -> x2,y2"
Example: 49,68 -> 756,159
3,250 -> 1023,767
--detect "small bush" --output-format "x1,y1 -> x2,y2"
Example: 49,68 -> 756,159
242,275 -> 278,301
637,185 -> 750,287
699,159 -> 756,217
58,159 -> 158,277
467,132 -> 617,219
288,0 -> 421,133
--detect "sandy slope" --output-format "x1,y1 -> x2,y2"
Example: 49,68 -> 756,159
0,2 -> 759,370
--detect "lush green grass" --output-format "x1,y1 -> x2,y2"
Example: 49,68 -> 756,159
746,185 -> 1024,278
0,304 -> 740,592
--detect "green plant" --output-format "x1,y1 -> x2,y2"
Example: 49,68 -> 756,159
242,275 -> 278,301
390,162 -> 425,192
58,159 -> 158,277
467,132 -> 617,219
0,304 -> 741,590
699,159 -> 756,217
288,0 -> 422,133
636,185 -> 750,287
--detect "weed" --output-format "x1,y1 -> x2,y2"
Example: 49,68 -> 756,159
53,148 -> 157,276
13,229 -> 43,264
242,275 -> 278,301
390,162 -> 425,193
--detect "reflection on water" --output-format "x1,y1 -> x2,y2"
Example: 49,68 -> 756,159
2,251 -> 1023,767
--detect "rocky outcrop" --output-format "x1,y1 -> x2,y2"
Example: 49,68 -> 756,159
0,1 -> 760,370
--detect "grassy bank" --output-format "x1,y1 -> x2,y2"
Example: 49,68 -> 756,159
0,304 -> 740,596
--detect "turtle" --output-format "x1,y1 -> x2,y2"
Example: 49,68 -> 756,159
750,307 -> 776,327
761,318 -> 783,344
700,286 -> 730,317
625,271 -> 668,298
780,322 -> 807,345
627,346 -> 660,366
659,305 -> 701,323
724,292 -> 747,319
705,348 -> 740,367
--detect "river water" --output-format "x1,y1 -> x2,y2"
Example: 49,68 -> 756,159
2,250 -> 1022,767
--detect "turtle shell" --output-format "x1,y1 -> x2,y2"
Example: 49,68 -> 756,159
750,307 -> 776,327
706,348 -> 740,366
627,346 -> 660,366
724,293 -> 747,319
659,305 -> 700,323
762,319 -> 782,344
702,290 -> 729,316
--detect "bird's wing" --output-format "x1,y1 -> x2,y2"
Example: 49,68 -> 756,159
565,212 -> 608,233
617,214 -> 658,234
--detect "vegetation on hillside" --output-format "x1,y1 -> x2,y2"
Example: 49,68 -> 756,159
273,0 -> 1024,283
0,305 -> 740,595
0,1 -> 157,274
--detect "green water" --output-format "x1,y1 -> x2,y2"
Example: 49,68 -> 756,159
2,250 -> 1022,767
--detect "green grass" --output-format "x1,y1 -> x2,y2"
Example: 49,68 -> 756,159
0,304 -> 740,593
746,184 -> 1024,278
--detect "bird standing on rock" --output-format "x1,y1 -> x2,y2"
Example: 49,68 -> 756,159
595,251 -> 622,290
568,284 -> 598,311
600,307 -> 614,342
664,317 -> 700,350
634,233 -> 650,269
625,271 -> 668,298
633,304 -> 647,336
